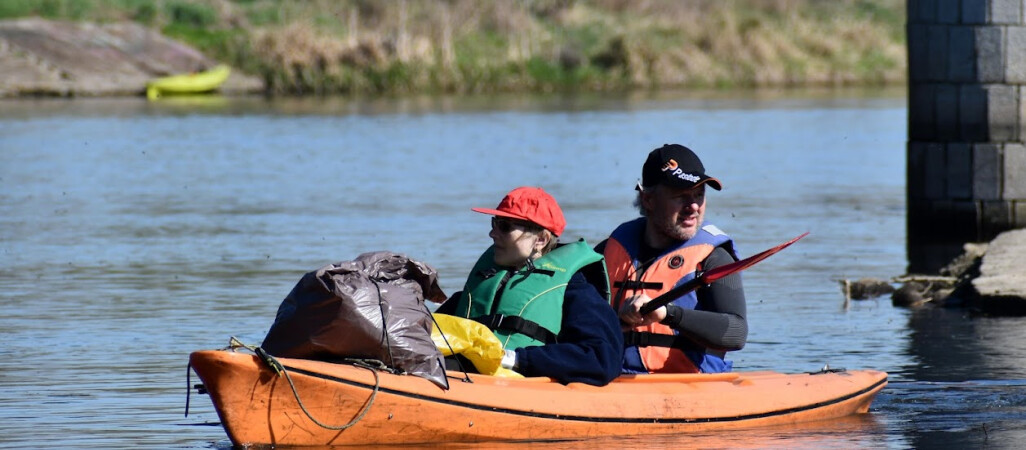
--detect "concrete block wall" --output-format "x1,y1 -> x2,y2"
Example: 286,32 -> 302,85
908,0 -> 1026,272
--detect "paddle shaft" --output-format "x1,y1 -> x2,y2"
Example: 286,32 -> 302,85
638,275 -> 710,315
638,232 -> 809,315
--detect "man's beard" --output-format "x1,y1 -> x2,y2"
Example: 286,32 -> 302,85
655,213 -> 702,242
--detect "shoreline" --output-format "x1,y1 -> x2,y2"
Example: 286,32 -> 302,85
1,0 -> 907,97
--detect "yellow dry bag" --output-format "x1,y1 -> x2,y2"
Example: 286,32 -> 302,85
431,314 -> 523,378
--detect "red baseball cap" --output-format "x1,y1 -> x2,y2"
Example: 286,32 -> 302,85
472,186 -> 566,236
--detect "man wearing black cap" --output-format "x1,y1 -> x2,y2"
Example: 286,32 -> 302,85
596,144 -> 747,374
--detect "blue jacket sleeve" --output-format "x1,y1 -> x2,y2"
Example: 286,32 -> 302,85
514,271 -> 624,386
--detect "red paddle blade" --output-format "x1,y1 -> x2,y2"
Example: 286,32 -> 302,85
700,231 -> 809,284
639,232 -> 810,316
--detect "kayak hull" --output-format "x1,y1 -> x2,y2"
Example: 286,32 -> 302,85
146,65 -> 230,100
189,350 -> 886,446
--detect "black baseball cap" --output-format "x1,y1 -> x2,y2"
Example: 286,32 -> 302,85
638,144 -> 722,191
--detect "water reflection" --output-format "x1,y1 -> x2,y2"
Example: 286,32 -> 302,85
252,415 -> 894,450
906,307 -> 1026,381
882,378 -> 1026,449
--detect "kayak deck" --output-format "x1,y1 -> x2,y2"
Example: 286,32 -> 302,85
189,349 -> 886,446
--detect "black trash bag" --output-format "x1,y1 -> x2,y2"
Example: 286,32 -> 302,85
261,251 -> 449,389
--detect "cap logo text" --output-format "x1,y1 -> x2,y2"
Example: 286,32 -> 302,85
661,158 -> 700,183
672,170 -> 700,182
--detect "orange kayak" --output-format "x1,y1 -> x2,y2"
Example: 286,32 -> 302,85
189,349 -> 887,446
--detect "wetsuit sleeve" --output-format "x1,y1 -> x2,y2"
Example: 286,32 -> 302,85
514,271 -> 624,386
661,246 -> 747,351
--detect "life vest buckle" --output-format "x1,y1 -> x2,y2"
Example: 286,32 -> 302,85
482,314 -> 507,330
473,314 -> 558,344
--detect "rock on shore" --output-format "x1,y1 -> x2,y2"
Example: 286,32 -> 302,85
839,228 -> 1026,315
971,228 -> 1026,314
0,18 -> 261,97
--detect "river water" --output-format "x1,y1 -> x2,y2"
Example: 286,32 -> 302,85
2,89 -> 1025,449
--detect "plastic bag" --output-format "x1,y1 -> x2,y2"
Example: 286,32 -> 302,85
261,251 -> 449,389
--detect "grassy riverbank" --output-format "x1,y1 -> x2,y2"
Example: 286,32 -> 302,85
0,0 -> 906,95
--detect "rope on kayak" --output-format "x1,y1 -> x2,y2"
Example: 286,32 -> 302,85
425,305 -> 473,384
225,337 -> 381,431
184,362 -> 193,417
372,280 -> 397,369
809,364 -> 848,374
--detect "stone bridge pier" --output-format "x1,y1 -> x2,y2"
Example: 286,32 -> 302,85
907,0 -> 1026,273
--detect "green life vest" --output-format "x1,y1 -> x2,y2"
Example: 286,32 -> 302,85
453,240 -> 608,350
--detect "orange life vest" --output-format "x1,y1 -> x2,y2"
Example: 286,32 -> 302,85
603,218 -> 735,373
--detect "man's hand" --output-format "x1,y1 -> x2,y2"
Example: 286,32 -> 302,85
618,294 -> 666,327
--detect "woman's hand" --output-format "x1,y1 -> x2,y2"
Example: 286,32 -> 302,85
618,294 -> 666,327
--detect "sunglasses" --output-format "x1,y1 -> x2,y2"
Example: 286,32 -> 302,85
491,217 -> 540,234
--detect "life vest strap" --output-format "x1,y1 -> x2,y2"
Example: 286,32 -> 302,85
473,314 -> 558,344
623,331 -> 725,359
613,280 -> 663,290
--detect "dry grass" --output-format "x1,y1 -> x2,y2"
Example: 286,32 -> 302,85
2,0 -> 907,94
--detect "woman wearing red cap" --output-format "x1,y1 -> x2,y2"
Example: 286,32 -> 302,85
435,187 -> 623,386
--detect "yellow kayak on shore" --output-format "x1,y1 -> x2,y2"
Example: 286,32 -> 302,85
146,65 -> 230,100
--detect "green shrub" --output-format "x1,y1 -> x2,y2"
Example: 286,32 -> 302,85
246,4 -> 282,26
166,0 -> 216,28
525,57 -> 562,85
38,0 -> 94,19
0,0 -> 36,19
132,1 -> 157,24
163,24 -> 239,54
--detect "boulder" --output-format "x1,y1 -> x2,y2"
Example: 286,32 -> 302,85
0,18 -> 261,97
971,229 -> 1026,315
